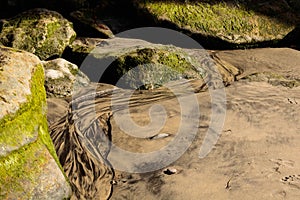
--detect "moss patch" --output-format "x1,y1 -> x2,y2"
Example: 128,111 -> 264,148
0,63 -> 58,162
0,137 -> 49,198
0,62 -> 67,197
0,9 -> 76,60
100,47 -> 202,89
137,1 -> 294,44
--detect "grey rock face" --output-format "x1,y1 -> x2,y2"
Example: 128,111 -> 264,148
43,58 -> 90,97
0,8 -> 76,60
0,46 -> 71,199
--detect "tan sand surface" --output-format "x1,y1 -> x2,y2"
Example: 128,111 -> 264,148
47,48 -> 300,199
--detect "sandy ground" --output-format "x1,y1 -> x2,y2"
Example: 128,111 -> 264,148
48,48 -> 300,199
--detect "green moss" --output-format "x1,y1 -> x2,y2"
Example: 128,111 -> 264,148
47,21 -> 61,38
0,137 -> 49,198
103,47 -> 202,89
0,10 -> 76,60
0,64 -> 59,162
141,1 -> 294,43
0,64 -> 45,147
0,63 -> 68,196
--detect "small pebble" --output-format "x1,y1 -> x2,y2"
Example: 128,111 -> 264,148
163,168 -> 177,175
149,133 -> 170,140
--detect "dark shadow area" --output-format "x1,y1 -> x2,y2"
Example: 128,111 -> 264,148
129,0 -> 300,49
0,0 -> 299,49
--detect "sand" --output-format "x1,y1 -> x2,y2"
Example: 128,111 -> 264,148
47,48 -> 300,199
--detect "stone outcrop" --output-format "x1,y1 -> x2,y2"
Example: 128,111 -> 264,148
43,58 -> 90,97
64,37 -> 240,89
133,0 -> 299,48
0,8 -> 76,60
0,46 -> 71,199
63,37 -> 104,66
65,37 -> 208,89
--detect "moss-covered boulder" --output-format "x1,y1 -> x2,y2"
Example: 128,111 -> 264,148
0,8 -> 76,60
43,58 -> 90,98
0,46 -> 71,199
75,37 -> 205,89
133,0 -> 299,48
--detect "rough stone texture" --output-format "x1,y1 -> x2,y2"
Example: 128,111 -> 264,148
64,37 -> 240,89
43,58 -> 90,97
70,9 -> 114,38
63,37 -> 104,66
0,46 -> 71,199
70,37 -> 207,89
0,8 -> 76,60
133,0 -> 299,48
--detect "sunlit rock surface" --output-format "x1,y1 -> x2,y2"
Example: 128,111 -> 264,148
0,46 -> 71,199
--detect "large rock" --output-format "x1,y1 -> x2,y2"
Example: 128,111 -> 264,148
62,37 -> 104,66
0,8 -> 76,60
0,46 -> 71,199
133,0 -> 299,48
64,37 -> 240,89
65,37 -> 207,89
43,58 -> 90,98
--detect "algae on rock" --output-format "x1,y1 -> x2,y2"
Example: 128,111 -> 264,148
134,0 -> 296,47
43,58 -> 90,98
78,37 -> 203,89
0,8 -> 76,60
0,46 -> 71,199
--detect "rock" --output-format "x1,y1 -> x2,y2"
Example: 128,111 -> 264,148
64,37 -> 240,90
163,168 -> 177,175
0,8 -> 76,60
43,58 -> 90,97
149,133 -> 170,140
63,37 -> 104,66
70,9 -> 114,38
133,0 -> 299,48
73,37 -> 206,89
280,26 -> 300,50
0,46 -> 71,199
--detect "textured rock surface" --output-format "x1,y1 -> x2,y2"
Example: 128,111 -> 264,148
133,0 -> 299,48
43,58 -> 90,97
63,37 -> 104,66
70,9 -> 114,38
0,8 -> 76,60
0,46 -> 71,199
74,37 -> 207,89
64,37 -> 240,89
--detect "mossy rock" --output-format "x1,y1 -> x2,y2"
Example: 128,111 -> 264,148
133,0 -> 297,48
43,58 -> 90,98
62,37 -> 104,66
79,37 -> 204,89
0,46 -> 71,199
0,8 -> 76,60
